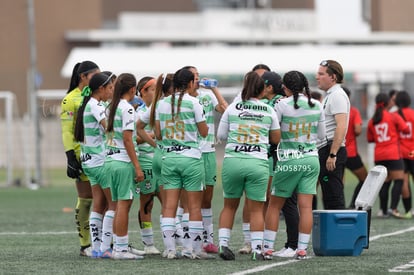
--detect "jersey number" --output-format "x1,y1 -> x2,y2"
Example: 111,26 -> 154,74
289,121 -> 312,141
165,119 -> 185,140
400,122 -> 412,139
375,123 -> 391,142
237,124 -> 260,144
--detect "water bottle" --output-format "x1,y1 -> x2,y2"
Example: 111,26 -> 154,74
199,78 -> 218,88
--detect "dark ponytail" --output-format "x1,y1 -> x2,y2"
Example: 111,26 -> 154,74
241,71 -> 264,101
283,70 -> 314,109
107,73 -> 137,133
74,72 -> 112,142
396,90 -> 410,121
150,73 -> 174,128
372,93 -> 389,125
67,61 -> 99,94
171,68 -> 194,121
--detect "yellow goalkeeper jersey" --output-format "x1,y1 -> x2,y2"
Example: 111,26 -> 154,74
60,87 -> 83,152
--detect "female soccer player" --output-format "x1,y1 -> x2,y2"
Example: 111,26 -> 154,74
263,70 -> 325,260
184,65 -> 228,253
394,91 -> 414,218
342,86 -> 368,209
367,93 -> 409,218
60,60 -> 100,256
134,76 -> 161,254
74,72 -> 116,258
106,73 -> 145,260
217,71 -> 280,261
155,68 -> 209,259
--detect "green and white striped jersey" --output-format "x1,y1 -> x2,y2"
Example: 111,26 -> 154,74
106,99 -> 136,162
136,104 -> 154,159
156,93 -> 205,159
274,94 -> 325,161
197,90 -> 218,153
217,98 -> 279,160
140,100 -> 164,150
80,97 -> 106,168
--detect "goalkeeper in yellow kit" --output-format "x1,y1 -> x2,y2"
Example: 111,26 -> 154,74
60,61 -> 100,256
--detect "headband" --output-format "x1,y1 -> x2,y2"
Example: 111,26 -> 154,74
81,86 -> 92,97
141,78 -> 156,92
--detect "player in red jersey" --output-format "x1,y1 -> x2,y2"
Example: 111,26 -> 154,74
367,93 -> 409,218
395,91 -> 414,218
342,87 -> 368,209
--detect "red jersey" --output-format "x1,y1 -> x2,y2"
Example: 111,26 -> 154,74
346,106 -> 363,158
367,110 -> 409,161
398,107 -> 414,159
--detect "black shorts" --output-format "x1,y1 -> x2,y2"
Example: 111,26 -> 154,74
403,158 -> 414,176
375,159 -> 404,171
345,155 -> 364,171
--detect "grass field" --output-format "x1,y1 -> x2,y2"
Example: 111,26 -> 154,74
1,168 -> 414,274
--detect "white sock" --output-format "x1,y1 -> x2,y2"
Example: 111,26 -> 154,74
89,212 -> 103,253
201,208 -> 214,244
189,220 -> 204,253
182,213 -> 191,251
161,217 -> 176,252
112,233 -> 117,248
242,223 -> 251,244
175,216 -> 184,246
250,231 -> 264,254
176,207 -> 184,223
263,229 -> 277,253
298,232 -> 310,251
141,226 -> 154,246
101,210 -> 114,252
218,228 -> 231,247
115,235 -> 129,252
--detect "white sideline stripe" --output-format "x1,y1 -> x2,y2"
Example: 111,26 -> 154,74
228,226 -> 414,275
369,226 -> 414,241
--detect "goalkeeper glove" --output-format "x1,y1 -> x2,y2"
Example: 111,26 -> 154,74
65,150 -> 82,179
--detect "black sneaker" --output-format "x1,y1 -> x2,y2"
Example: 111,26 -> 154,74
251,251 -> 265,261
219,246 -> 235,261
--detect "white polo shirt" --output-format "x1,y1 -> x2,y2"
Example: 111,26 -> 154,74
317,84 -> 350,149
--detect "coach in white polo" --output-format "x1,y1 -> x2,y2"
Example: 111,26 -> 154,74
316,60 -> 350,210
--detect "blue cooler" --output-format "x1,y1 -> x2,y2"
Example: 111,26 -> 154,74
312,210 -> 368,256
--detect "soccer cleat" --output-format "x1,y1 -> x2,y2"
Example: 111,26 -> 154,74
203,243 -> 218,253
144,245 -> 161,255
403,212 -> 412,219
238,243 -> 252,254
101,248 -> 113,259
272,247 -> 287,256
192,251 -> 216,260
113,250 -> 144,260
79,246 -> 93,257
274,247 -> 297,258
251,251 -> 265,261
391,209 -> 402,219
263,250 -> 273,260
91,250 -> 101,258
162,250 -> 179,259
128,244 -> 146,256
181,249 -> 193,259
219,246 -> 235,261
376,209 -> 389,218
294,249 -> 307,260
